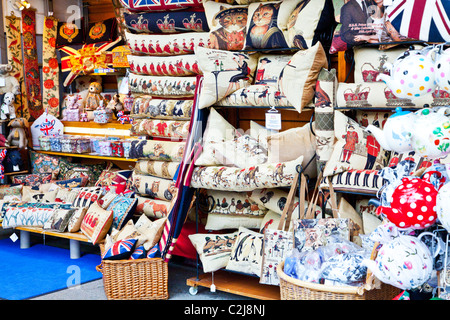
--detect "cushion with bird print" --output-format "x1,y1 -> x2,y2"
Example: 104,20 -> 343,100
130,97 -> 193,120
203,1 -> 249,51
127,54 -> 201,77
189,231 -> 239,273
125,30 -> 209,56
130,118 -> 190,139
206,190 -> 268,216
128,73 -> 197,98
226,227 -> 264,276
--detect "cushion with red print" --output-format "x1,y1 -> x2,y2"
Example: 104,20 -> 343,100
72,186 -> 103,208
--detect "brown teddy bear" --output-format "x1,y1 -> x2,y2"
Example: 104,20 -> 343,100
7,117 -> 29,149
84,82 -> 106,111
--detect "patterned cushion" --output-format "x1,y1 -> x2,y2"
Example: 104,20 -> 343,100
134,214 -> 167,250
131,173 -> 177,201
135,196 -> 171,219
118,0 -> 202,12
85,18 -> 118,45
56,19 -> 85,48
226,227 -> 263,276
58,159 -> 106,186
44,208 -> 76,232
127,54 -> 201,77
12,173 -> 53,187
67,208 -> 88,233
95,168 -> 133,187
107,195 -> 137,230
30,151 -> 61,178
146,244 -> 162,258
129,245 -> 146,260
129,139 -> 185,162
80,202 -> 113,244
128,73 -> 197,98
72,187 -> 103,208
130,118 -> 190,139
102,238 -> 137,260
130,97 -> 193,120
53,177 -> 88,188
134,160 -> 179,180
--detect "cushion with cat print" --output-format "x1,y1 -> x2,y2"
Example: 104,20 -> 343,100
204,1 -> 249,51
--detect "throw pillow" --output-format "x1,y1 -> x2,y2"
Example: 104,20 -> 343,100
205,213 -> 265,230
107,195 -> 137,230
226,227 -> 264,276
12,173 -> 53,187
131,97 -> 193,120
67,207 -> 88,233
85,18 -> 118,45
134,160 -> 180,180
58,159 -> 106,186
29,151 -> 61,178
44,208 -> 76,232
127,54 -> 201,76
129,139 -> 186,162
131,173 -> 177,201
205,190 -> 267,216
188,232 -> 239,273
135,196 -> 172,219
72,187 -> 103,208
130,119 -> 190,139
196,46 -> 258,110
323,110 -> 389,177
95,168 -> 133,187
118,0 -> 202,12
128,73 -> 197,98
80,202 -> 113,245
102,238 -> 138,260
134,214 -> 168,250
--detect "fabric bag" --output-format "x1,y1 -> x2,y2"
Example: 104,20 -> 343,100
260,172 -> 305,285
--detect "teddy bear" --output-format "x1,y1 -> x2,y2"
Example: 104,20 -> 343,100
84,82 -> 106,111
7,117 -> 28,149
0,92 -> 16,120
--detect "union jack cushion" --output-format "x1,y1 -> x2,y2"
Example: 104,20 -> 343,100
146,244 -> 161,258
386,0 -> 450,42
102,238 -> 138,260
129,245 -> 147,260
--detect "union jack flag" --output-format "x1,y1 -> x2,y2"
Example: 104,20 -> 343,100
102,239 -> 137,260
386,0 -> 450,42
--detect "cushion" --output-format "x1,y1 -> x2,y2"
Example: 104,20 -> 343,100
216,85 -> 293,107
386,1 -> 450,42
196,46 -> 258,110
323,110 -> 389,177
128,73 -> 197,98
85,18 -> 118,45
127,54 -> 201,76
320,169 -> 384,195
205,213 -> 265,230
329,0 -> 407,54
56,19 -> 84,48
58,159 -> 106,186
266,124 -> 317,178
135,196 -> 171,219
134,160 -> 180,180
129,245 -> 147,260
204,2 -> 249,51
339,80 -> 439,109
102,238 -> 138,260
195,108 -> 240,166
146,244 -> 162,258
113,219 -> 146,244
278,42 -> 328,112
191,155 -> 304,191
132,173 -> 177,201
337,197 -> 363,234
12,173 -> 52,187
107,195 -> 137,230
53,177 -> 88,188
129,139 -> 186,162
124,10 -> 209,34
55,188 -> 80,204
0,185 -> 22,200
80,202 -> 113,245
131,97 -> 193,120
130,119 -> 190,139
205,190 -> 267,216
72,187 -> 103,208
249,121 -> 276,150
285,0 -> 335,49
213,134 -> 268,168
226,227 -> 264,276
188,232 -> 239,273
2,203 -> 58,229
98,190 -> 119,209
134,214 -> 167,250
29,151 -> 61,178
67,207 -> 88,233
95,168 -> 133,187
125,30 -> 208,56
44,208 -> 76,232
244,1 -> 291,50
118,0 -> 202,12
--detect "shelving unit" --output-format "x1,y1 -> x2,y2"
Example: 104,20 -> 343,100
34,150 -> 137,162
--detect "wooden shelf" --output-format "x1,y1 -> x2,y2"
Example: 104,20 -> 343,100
4,170 -> 28,176
34,150 -> 137,162
15,226 -> 91,243
61,121 -> 132,130
187,270 -> 280,300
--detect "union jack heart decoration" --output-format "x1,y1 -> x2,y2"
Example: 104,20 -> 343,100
102,238 -> 138,260
386,0 -> 450,42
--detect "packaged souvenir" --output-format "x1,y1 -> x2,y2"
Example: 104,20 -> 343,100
38,136 -> 51,151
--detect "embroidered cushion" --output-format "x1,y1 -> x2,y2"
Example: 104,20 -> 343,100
129,245 -> 147,260
134,160 -> 180,180
130,118 -> 190,139
12,173 -> 53,187
128,73 -> 197,98
118,0 -> 203,12
196,47 -> 258,110
131,173 -> 177,201
106,195 -> 137,230
56,19 -> 85,48
134,214 -> 167,250
130,97 -> 193,120
58,159 -> 106,186
67,207 -> 88,233
226,227 -> 263,276
80,202 -> 113,244
135,196 -> 171,219
95,168 -> 133,187
85,18 -> 118,45
146,244 -> 162,258
127,54 -> 201,76
44,208 -> 76,232
128,139 -> 185,162
30,151 -> 61,179
102,238 -> 138,260
72,186 -> 103,208
124,10 -> 209,34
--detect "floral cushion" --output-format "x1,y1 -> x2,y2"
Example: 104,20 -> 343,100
30,151 -> 61,178
0,185 -> 22,200
58,159 -> 106,186
106,195 -> 137,230
2,203 -> 57,229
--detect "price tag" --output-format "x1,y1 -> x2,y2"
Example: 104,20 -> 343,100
265,108 -> 281,131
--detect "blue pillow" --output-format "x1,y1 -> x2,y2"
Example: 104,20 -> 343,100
102,238 -> 137,260
129,245 -> 146,260
107,195 -> 137,230
146,244 -> 161,259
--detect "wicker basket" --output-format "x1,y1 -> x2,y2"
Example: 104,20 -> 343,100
277,243 -> 402,300
96,244 -> 169,300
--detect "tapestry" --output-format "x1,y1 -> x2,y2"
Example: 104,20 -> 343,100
42,16 -> 60,117
118,0 -> 203,12
5,13 -> 29,120
22,8 -> 43,122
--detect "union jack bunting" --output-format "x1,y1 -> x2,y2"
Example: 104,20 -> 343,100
386,0 -> 450,42
118,0 -> 202,12
102,238 -> 137,260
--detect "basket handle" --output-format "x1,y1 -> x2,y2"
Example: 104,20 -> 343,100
361,242 -> 382,292
96,264 -> 103,273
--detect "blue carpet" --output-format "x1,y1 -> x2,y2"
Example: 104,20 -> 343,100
0,238 -> 102,300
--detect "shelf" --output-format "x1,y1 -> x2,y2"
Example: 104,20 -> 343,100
186,270 -> 280,300
15,226 -> 91,243
61,121 -> 132,130
4,170 -> 28,176
34,150 -> 137,162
